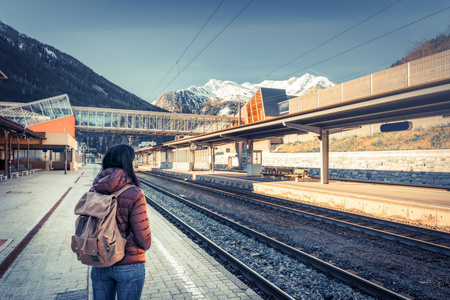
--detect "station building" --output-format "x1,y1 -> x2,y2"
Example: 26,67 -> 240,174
0,94 -> 79,179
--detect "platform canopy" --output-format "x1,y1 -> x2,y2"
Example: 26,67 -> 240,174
0,115 -> 46,140
142,78 -> 450,184
158,80 -> 450,148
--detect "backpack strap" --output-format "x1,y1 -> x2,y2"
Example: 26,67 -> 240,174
111,184 -> 134,198
111,184 -> 135,239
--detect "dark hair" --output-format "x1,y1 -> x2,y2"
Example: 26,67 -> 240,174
102,144 -> 140,187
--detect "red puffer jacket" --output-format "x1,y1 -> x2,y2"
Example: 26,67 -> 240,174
91,167 -> 151,265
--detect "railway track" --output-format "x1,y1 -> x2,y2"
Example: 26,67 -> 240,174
140,177 -> 411,300
141,171 -> 450,256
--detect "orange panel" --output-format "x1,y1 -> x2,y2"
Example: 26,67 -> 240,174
28,115 -> 75,138
243,89 -> 266,124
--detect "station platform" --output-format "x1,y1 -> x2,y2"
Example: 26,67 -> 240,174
139,166 -> 450,230
0,164 -> 261,300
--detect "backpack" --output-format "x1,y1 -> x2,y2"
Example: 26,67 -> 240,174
71,185 -> 133,267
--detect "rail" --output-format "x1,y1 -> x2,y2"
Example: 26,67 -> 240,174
144,170 -> 450,256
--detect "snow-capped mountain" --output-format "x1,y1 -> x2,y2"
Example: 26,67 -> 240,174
187,79 -> 256,102
154,74 -> 334,116
259,74 -> 334,96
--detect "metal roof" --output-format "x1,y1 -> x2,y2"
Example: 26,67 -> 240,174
0,115 -> 46,139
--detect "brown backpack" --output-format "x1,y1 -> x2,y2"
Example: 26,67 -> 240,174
71,185 -> 133,267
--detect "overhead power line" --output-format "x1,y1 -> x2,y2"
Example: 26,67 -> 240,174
281,6 -> 450,80
146,0 -> 225,102
252,0 -> 402,84
333,60 -> 398,82
153,0 -> 255,102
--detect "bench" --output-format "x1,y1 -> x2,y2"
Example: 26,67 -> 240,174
27,164 -> 36,174
286,169 -> 310,182
0,173 -> 5,181
275,168 -> 293,180
261,167 -> 277,178
261,168 -> 293,180
10,166 -> 20,178
19,164 -> 29,176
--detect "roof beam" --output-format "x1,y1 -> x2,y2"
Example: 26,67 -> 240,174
193,142 -> 212,147
283,122 -> 321,134
219,134 -> 248,142
327,126 -> 361,134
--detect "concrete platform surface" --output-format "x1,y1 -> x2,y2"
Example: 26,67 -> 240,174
141,167 -> 450,230
0,164 -> 260,300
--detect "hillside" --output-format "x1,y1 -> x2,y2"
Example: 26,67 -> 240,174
0,21 -> 165,111
391,32 -> 450,67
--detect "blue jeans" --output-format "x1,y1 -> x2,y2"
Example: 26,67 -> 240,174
91,263 -> 145,300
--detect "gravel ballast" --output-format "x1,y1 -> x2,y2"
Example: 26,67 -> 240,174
142,184 -> 374,300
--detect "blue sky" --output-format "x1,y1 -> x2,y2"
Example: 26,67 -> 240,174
1,0 -> 449,103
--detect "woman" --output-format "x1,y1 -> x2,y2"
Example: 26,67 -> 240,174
90,144 -> 151,300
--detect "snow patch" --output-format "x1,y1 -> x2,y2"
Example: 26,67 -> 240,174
5,37 -> 14,46
44,47 -> 57,59
217,106 -> 231,116
93,85 -> 108,96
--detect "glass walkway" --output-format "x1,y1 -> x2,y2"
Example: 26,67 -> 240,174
72,106 -> 237,135
0,95 -> 238,136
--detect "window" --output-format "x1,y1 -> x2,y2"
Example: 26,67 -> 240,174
278,100 -> 289,115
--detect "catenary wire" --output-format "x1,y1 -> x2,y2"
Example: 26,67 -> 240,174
153,0 -> 255,102
146,0 -> 225,102
281,6 -> 450,80
252,0 -> 402,84
333,60 -> 398,82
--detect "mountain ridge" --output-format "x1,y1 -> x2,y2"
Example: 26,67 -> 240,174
154,74 -> 335,116
0,21 -> 165,112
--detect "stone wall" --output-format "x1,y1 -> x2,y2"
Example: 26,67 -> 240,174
260,149 -> 450,187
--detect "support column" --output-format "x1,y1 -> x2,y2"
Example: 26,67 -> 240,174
165,150 -> 168,169
16,136 -> 20,170
209,144 -> 215,173
189,149 -> 195,171
4,130 -> 9,178
9,134 -> 14,174
64,145 -> 67,175
237,102 -> 243,170
27,138 -> 30,170
320,129 -> 329,184
238,142 -> 242,170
